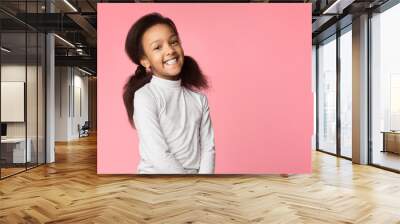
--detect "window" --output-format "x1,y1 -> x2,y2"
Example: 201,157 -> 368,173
317,35 -> 337,154
371,2 -> 400,171
339,27 -> 352,158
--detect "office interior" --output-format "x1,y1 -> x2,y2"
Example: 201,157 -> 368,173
0,0 -> 399,222
0,0 -> 97,179
313,0 -> 400,172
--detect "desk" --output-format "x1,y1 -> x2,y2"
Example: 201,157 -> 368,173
381,131 -> 400,154
1,138 -> 32,163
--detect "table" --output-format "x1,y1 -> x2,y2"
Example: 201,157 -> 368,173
381,131 -> 400,154
1,138 -> 32,163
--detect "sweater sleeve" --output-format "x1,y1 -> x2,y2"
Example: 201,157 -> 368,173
198,95 -> 216,174
133,90 -> 186,174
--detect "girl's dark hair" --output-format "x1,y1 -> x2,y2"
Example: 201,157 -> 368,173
124,12 -> 209,127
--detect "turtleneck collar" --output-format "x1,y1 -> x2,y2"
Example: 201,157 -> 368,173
151,75 -> 182,88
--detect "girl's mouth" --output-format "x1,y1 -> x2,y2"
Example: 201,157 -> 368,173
164,57 -> 178,65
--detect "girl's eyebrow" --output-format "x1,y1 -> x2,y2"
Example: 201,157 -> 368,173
150,39 -> 161,45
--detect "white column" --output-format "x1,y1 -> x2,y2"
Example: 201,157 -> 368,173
46,1 -> 55,163
312,45 -> 317,150
352,14 -> 369,164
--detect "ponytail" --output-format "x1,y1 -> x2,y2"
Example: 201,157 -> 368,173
180,56 -> 208,91
123,65 -> 152,127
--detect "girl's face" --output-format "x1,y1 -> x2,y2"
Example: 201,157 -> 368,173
140,23 -> 184,80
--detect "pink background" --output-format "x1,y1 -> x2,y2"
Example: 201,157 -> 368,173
98,3 -> 312,174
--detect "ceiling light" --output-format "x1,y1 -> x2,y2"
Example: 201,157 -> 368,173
54,34 -> 75,48
78,67 -> 93,76
63,0 -> 78,12
322,0 -> 354,15
1,47 -> 11,53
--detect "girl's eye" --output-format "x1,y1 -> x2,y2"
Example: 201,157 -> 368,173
171,40 -> 179,45
153,46 -> 160,50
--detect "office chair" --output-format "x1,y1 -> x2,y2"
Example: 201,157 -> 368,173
79,121 -> 90,138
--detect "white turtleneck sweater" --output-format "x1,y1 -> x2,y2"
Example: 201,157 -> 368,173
133,75 -> 215,174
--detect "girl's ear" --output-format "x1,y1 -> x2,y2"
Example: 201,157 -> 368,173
140,57 -> 151,70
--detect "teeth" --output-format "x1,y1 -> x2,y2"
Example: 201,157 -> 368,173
165,58 -> 177,65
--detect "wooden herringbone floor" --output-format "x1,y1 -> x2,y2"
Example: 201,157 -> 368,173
1,134 -> 400,224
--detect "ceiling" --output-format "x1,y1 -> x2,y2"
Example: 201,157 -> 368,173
0,0 -> 394,75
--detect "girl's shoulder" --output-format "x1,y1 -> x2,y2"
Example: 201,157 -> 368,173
183,87 -> 209,106
134,83 -> 159,106
183,87 -> 204,97
134,83 -> 152,99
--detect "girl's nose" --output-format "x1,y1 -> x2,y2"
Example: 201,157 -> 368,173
165,44 -> 176,55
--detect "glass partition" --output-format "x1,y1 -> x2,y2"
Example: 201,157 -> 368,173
38,32 -> 45,165
0,1 -> 46,179
27,31 -> 38,169
1,30 -> 28,177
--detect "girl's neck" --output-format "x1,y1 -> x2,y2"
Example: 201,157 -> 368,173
151,74 -> 182,88
152,73 -> 180,81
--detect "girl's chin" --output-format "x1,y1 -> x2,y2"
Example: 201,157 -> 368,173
164,69 -> 182,77
166,74 -> 181,79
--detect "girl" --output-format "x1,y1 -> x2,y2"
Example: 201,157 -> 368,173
123,13 -> 215,174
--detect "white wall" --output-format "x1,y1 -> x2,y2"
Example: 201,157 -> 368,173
55,67 -> 89,141
70,71 -> 89,139
55,66 -> 70,141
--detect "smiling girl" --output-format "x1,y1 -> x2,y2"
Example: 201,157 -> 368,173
123,13 -> 215,174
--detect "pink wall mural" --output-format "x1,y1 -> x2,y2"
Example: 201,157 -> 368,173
97,3 -> 313,174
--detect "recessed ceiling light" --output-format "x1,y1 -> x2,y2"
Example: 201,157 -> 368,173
78,67 -> 93,76
1,47 -> 11,53
54,34 -> 75,48
63,0 -> 78,12
323,0 -> 355,15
